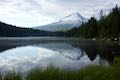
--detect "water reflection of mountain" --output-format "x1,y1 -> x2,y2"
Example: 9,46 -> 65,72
59,50 -> 85,61
0,38 -> 120,65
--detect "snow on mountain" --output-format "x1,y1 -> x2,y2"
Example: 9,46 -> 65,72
33,12 -> 88,31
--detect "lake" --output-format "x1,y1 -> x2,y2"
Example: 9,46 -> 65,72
0,37 -> 120,73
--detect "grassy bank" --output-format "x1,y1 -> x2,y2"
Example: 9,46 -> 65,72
0,57 -> 120,80
26,66 -> 120,80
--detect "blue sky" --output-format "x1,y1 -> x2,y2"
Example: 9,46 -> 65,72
0,0 -> 119,27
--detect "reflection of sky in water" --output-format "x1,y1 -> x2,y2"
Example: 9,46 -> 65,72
0,43 -> 102,73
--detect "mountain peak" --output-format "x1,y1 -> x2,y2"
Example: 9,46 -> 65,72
64,12 -> 80,18
62,12 -> 87,22
70,12 -> 81,17
33,12 -> 88,31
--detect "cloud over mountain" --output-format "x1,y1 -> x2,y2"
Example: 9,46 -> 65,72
0,0 -> 119,27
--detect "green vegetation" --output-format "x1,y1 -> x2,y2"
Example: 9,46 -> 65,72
25,60 -> 120,80
113,57 -> 120,67
66,5 -> 120,39
0,57 -> 120,80
0,71 -> 21,80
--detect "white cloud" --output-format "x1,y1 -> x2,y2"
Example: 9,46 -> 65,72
0,0 -> 119,27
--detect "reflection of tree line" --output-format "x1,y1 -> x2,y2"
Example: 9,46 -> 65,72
72,42 -> 120,64
0,39 -> 65,53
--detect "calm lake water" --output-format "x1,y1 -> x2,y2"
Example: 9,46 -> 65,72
0,37 -> 120,73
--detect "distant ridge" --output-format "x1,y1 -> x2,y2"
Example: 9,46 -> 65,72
0,21 -> 63,37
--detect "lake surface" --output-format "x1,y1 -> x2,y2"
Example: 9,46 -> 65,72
0,37 -> 120,73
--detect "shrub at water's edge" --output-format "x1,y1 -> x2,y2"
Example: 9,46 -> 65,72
0,71 -> 22,80
26,65 -> 120,80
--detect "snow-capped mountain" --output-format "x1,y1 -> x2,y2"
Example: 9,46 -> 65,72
33,12 -> 88,31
